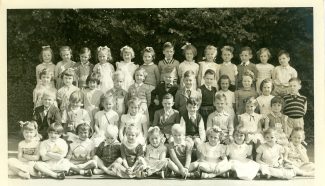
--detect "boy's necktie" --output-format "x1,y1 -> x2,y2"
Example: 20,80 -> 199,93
186,90 -> 191,97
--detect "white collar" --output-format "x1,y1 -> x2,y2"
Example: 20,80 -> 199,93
241,61 -> 250,66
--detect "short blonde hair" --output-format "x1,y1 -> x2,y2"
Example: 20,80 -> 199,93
171,124 -> 185,135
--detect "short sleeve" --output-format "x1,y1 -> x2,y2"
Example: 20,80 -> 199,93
256,144 -> 264,154
246,144 -> 253,156
61,110 -> 68,123
136,144 -> 144,157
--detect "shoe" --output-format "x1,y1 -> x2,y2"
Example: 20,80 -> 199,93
56,172 -> 65,180
84,169 -> 93,177
192,170 -> 201,179
66,169 -> 77,176
160,170 -> 165,179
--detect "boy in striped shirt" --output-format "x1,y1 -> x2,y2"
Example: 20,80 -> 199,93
283,77 -> 307,135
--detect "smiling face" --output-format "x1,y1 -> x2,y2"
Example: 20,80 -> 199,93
289,80 -> 301,95
205,49 -> 216,62
163,47 -> 174,60
23,129 -> 37,142
88,80 -> 98,90
234,132 -> 245,145
143,52 -> 153,64
265,132 -> 277,146
278,54 -> 290,67
290,131 -> 304,146
78,130 -> 89,141
102,99 -> 114,112
163,73 -> 174,85
262,82 -> 272,96
242,75 -> 253,88
129,103 -> 139,116
183,76 -> 194,89
245,103 -> 257,114
186,103 -> 198,115
185,49 -> 194,61
172,130 -> 184,144
42,95 -> 54,108
149,133 -> 161,148
222,50 -> 233,62
215,98 -> 226,112
162,98 -> 174,111
126,130 -> 137,144
48,131 -> 61,142
208,131 -> 220,146
60,50 -> 71,62
259,52 -> 269,64
80,53 -> 90,64
42,50 -> 52,63
98,51 -> 108,64
135,70 -> 145,83
123,51 -> 132,62
220,78 -> 230,91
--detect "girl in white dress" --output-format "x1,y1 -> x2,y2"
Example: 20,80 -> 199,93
178,43 -> 199,89
93,46 -> 114,93
226,126 -> 260,180
119,97 -> 148,145
198,45 -> 220,88
33,68 -> 57,108
91,94 -> 119,147
116,45 -> 139,91
256,78 -> 274,116
256,128 -> 295,179
8,121 -> 40,179
255,48 -> 274,94
36,46 -> 56,86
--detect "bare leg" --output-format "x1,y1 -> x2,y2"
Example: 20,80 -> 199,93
34,162 -> 59,178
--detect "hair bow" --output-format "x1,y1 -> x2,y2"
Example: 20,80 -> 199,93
181,42 -> 191,50
145,47 -> 153,51
120,45 -> 130,52
42,45 -> 51,49
66,67 -> 75,72
98,46 -> 110,51
19,121 -> 29,128
148,126 -> 160,133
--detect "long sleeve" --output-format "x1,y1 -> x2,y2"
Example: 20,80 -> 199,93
198,118 -> 206,142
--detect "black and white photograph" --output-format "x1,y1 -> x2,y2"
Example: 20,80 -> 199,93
2,0 -> 325,186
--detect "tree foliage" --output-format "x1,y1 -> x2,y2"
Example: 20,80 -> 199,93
7,8 -> 314,140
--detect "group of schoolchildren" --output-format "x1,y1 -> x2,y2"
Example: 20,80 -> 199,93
8,42 -> 315,181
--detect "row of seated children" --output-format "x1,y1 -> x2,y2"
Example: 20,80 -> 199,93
8,119 -> 314,180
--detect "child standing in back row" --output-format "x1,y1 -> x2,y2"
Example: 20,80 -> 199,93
140,47 -> 160,92
55,46 -> 76,89
36,46 -> 56,86
74,47 -> 94,89
158,42 -> 180,84
236,47 -> 258,90
116,45 -> 139,91
272,50 -> 298,97
219,46 -> 237,91
197,45 -> 220,88
255,48 -> 274,94
93,46 -> 114,93
178,43 -> 199,89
